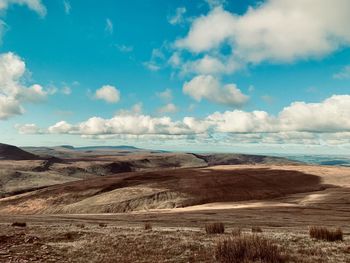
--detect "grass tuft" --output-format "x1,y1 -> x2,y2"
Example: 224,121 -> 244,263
11,222 -> 27,227
252,226 -> 263,233
309,226 -> 343,242
144,222 -> 152,230
76,223 -> 85,229
231,227 -> 242,236
215,234 -> 286,263
205,222 -> 225,234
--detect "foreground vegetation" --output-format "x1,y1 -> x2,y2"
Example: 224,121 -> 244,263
1,222 -> 349,263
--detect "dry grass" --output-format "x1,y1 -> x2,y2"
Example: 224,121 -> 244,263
98,223 -> 107,227
252,226 -> 263,233
144,222 -> 152,230
215,234 -> 286,263
231,227 -> 242,236
1,222 -> 349,263
11,222 -> 26,227
309,226 -> 343,242
205,222 -> 225,234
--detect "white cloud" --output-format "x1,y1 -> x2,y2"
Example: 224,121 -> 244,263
278,95 -> 350,132
17,95 -> 350,147
16,84 -> 48,102
181,54 -> 241,75
94,85 -> 120,103
205,95 -> 350,133
75,115 -> 191,136
333,65 -> 350,79
15,123 -> 42,134
0,0 -> 47,17
183,75 -> 249,107
175,1 -> 350,74
105,18 -> 113,34
156,88 -> 172,101
175,7 -> 235,53
48,121 -> 74,134
0,52 -> 50,120
0,96 -> 22,119
157,103 -> 178,114
63,0 -> 71,15
168,7 -> 186,25
208,110 -> 276,133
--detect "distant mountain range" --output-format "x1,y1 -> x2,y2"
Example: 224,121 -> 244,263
281,154 -> 350,167
2,142 -> 350,167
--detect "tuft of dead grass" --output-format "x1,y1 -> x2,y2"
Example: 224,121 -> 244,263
11,222 -> 27,227
215,234 -> 286,263
144,222 -> 152,230
231,227 -> 242,236
252,226 -> 263,233
309,226 -> 343,242
205,222 -> 225,234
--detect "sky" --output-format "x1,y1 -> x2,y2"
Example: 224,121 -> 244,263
0,0 -> 350,154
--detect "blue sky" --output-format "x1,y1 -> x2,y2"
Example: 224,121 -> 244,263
0,0 -> 350,154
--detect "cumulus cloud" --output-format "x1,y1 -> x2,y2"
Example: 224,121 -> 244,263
207,110 -> 276,133
206,95 -> 350,133
16,84 -> 48,102
181,55 -> 241,75
17,95 -> 350,147
174,1 -> 350,74
157,103 -> 178,114
94,85 -> 120,103
15,123 -> 42,134
168,7 -> 186,25
0,96 -> 22,119
48,121 -> 74,134
278,95 -> 350,132
74,115 -> 192,136
0,52 -> 50,120
176,7 -> 235,53
183,75 -> 249,107
0,0 -> 47,16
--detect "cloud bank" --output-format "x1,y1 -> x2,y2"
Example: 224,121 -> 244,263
173,0 -> 350,75
16,95 -> 350,146
0,52 -> 51,119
